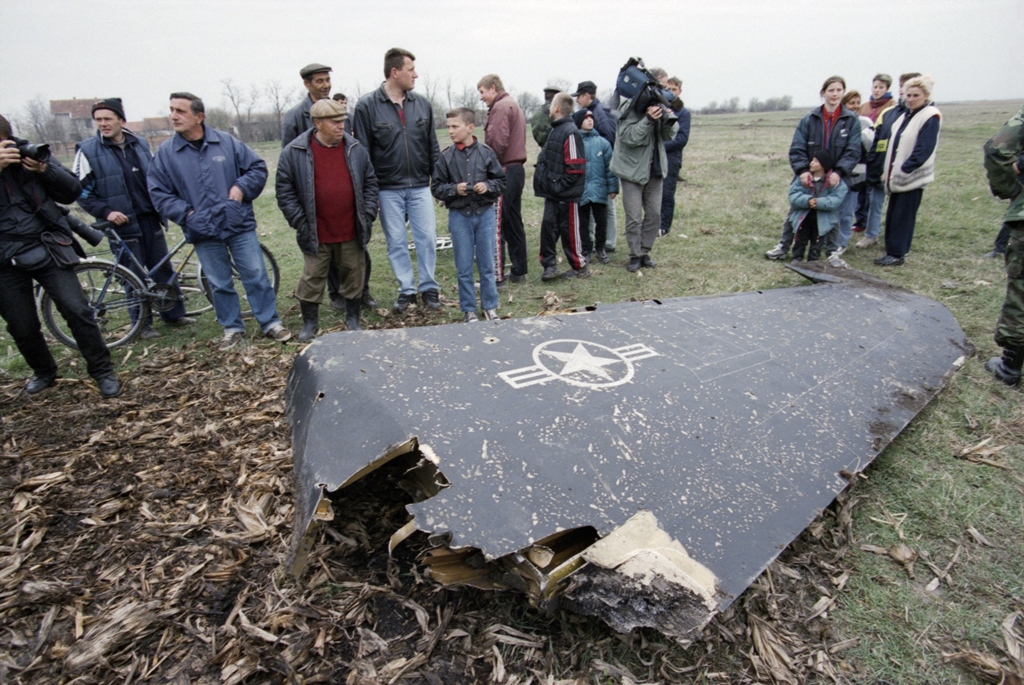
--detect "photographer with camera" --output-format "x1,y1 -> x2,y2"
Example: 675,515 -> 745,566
610,59 -> 679,272
0,115 -> 121,399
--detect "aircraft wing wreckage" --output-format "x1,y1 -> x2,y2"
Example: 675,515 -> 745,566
287,268 -> 969,638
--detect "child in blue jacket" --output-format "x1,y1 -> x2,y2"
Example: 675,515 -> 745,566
788,150 -> 848,263
578,112 -> 618,264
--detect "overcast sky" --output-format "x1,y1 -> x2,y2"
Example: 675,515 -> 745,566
2,0 -> 1022,125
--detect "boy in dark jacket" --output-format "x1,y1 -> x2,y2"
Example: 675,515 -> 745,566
431,108 -> 506,321
534,93 -> 587,281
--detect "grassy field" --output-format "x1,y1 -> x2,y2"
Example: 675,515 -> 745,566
3,101 -> 1022,683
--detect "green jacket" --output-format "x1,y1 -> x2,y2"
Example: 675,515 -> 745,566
609,99 -> 679,185
530,107 -> 552,147
984,104 -> 1024,222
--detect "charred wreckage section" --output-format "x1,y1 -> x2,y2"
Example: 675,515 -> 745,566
286,269 -> 970,639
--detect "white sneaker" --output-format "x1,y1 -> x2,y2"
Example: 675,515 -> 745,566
265,324 -> 292,342
855,237 -> 877,248
765,244 -> 788,260
833,246 -> 846,257
827,253 -> 849,269
219,330 -> 246,351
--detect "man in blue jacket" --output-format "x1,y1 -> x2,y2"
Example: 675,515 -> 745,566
148,92 -> 290,351
351,48 -> 441,314
74,98 -> 193,339
659,77 -> 691,236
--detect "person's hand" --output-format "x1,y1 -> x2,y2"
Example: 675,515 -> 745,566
609,192 -> 617,200
473,182 -> 488,194
646,105 -> 663,120
456,182 -> 469,196
1014,161 -> 1020,174
107,211 -> 130,226
228,185 -> 244,202
808,198 -> 817,209
21,157 -> 47,174
800,171 -> 813,188
827,171 -> 841,188
0,141 -> 20,171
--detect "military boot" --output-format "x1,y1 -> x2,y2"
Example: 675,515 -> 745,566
985,344 -> 1023,386
298,301 -> 319,343
345,298 -> 362,331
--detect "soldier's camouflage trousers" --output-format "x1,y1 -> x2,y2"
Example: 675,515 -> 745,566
995,222 -> 1024,348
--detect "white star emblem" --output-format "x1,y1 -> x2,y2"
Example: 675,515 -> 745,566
499,339 -> 659,390
542,343 -> 621,381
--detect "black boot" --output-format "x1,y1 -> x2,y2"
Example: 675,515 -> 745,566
345,298 -> 362,331
985,344 -> 1023,386
298,301 -> 319,343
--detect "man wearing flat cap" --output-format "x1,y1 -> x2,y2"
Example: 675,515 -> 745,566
277,99 -> 379,341
282,63 -> 333,148
73,98 -> 193,339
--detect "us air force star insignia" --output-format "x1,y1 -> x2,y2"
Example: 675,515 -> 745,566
498,339 -> 659,389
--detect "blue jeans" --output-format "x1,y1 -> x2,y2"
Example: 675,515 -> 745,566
193,230 -> 280,334
866,184 -> 886,239
837,184 -> 858,248
379,187 -> 438,295
448,208 -> 498,312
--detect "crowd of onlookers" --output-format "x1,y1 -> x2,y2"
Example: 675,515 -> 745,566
2,51 -> 1022,397
766,72 -> 941,269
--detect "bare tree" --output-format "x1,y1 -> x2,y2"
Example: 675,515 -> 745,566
20,96 -> 66,145
221,79 -> 262,141
514,90 -> 542,119
204,107 -> 233,131
547,77 -> 573,93
264,79 -> 295,139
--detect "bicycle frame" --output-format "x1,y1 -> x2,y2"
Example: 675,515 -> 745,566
96,222 -> 197,294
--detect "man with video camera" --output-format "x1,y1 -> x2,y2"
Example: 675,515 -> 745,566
610,60 -> 679,272
0,115 -> 120,399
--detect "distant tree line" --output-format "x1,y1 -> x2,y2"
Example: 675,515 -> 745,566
698,95 -> 792,115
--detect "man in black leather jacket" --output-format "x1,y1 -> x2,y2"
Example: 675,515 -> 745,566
351,47 -> 441,314
0,115 -> 120,398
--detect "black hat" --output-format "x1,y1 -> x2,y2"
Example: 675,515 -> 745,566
300,63 -> 332,79
812,149 -> 835,171
571,81 -> 597,97
92,98 -> 126,121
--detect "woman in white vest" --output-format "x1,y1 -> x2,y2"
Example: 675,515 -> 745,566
875,75 -> 941,266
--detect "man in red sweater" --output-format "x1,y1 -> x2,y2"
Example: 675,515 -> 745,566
478,74 -> 528,285
276,99 -> 379,341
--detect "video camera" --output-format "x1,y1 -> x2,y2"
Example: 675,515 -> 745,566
615,57 -> 678,125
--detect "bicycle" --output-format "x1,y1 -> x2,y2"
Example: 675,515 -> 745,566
40,220 -> 279,349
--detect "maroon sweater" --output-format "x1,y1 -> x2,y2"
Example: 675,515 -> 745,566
311,137 -> 357,243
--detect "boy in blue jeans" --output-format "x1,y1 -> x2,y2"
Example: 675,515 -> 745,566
431,108 -> 506,321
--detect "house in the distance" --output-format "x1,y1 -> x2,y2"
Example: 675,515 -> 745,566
49,98 -> 101,143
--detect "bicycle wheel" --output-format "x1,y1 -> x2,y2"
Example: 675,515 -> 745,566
41,262 -> 150,349
198,242 -> 280,319
172,248 -> 214,317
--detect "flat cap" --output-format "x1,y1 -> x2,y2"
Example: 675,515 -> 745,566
571,81 -> 597,96
300,63 -> 332,79
310,99 -> 347,120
